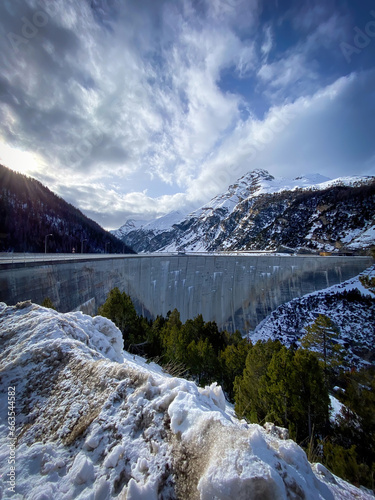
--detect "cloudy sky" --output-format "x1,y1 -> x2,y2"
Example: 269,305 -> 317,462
1,0 -> 375,229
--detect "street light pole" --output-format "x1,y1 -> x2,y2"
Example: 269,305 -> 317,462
105,242 -> 110,254
45,234 -> 53,254
81,238 -> 87,254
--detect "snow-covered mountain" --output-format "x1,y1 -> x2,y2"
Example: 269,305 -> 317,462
111,218 -> 149,238
0,301 -> 373,499
251,265 -> 375,367
115,169 -> 375,253
112,210 -> 186,241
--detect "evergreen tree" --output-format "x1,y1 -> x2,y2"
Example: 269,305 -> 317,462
220,340 -> 250,399
98,287 -> 144,349
186,338 -> 217,384
160,309 -> 185,364
262,346 -> 295,428
260,347 -> 329,440
41,297 -> 56,310
323,442 -> 363,486
234,340 -> 282,423
146,315 -> 165,357
335,367 -> 375,475
234,343 -> 329,441
290,349 -> 329,439
202,320 -> 227,356
301,314 -> 343,381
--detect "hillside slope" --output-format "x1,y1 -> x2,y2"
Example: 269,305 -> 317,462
116,169 -> 375,254
251,265 -> 375,366
0,165 -> 134,253
0,301 -> 373,499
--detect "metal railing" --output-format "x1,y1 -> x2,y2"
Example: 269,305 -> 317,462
0,251 -> 368,267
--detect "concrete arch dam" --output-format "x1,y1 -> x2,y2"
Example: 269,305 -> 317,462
0,254 -> 372,334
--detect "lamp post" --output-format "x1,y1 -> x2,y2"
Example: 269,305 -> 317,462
81,238 -> 87,254
44,234 -> 53,254
105,242 -> 110,254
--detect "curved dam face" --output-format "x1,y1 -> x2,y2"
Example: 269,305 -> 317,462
0,254 -> 372,333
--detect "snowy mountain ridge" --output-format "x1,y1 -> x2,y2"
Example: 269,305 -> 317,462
115,169 -> 375,253
114,170 -> 333,237
0,301 -> 373,499
113,218 -> 149,236
112,210 -> 186,240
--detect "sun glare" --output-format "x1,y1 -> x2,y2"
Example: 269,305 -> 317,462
0,141 -> 45,177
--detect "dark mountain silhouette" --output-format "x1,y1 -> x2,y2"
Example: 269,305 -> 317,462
0,164 -> 135,254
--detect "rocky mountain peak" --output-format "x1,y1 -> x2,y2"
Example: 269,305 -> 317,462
115,170 -> 375,254
226,169 -> 274,197
239,168 -> 275,184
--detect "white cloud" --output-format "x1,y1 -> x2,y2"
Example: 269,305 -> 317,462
261,25 -> 273,59
258,51 -> 317,90
204,0 -> 260,30
185,71 -> 375,203
56,182 -> 189,229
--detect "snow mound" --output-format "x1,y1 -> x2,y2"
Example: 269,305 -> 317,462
0,303 -> 373,499
0,300 -> 124,364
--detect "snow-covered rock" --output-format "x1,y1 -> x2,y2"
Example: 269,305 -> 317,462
0,302 -> 373,499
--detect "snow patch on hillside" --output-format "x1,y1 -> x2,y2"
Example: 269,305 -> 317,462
142,210 -> 187,232
250,266 -> 375,367
345,225 -> 375,250
0,302 -> 372,498
329,395 -> 345,424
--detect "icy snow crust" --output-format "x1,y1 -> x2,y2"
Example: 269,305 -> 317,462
0,303 -> 373,499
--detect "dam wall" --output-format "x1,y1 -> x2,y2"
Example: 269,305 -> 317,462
0,254 -> 372,333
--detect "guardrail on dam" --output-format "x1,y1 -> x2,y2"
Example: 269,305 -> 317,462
0,254 -> 373,333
